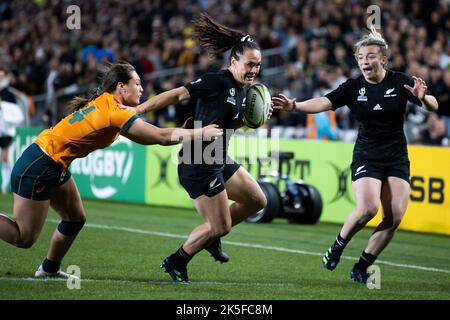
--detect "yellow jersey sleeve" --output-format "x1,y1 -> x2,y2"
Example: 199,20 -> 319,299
108,99 -> 139,131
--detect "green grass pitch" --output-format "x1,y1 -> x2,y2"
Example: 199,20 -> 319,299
1,193 -> 449,300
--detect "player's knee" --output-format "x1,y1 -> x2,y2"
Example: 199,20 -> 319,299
256,192 -> 267,211
57,219 -> 86,237
392,209 -> 405,229
365,202 -> 379,216
17,240 -> 35,249
356,203 -> 379,222
382,210 -> 404,231
14,235 -> 37,249
389,215 -> 403,230
217,225 -> 231,237
246,191 -> 267,212
211,222 -> 231,238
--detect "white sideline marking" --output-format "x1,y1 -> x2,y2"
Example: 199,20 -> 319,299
35,219 -> 450,276
0,277 -> 293,287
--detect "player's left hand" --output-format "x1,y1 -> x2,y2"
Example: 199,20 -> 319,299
272,94 -> 297,112
404,76 -> 427,101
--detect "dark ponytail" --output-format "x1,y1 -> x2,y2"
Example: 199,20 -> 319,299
68,61 -> 136,113
192,13 -> 260,63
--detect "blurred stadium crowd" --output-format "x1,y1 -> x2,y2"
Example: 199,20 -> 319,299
0,0 -> 449,145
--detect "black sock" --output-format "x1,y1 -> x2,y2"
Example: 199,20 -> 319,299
355,251 -> 377,271
42,258 -> 60,273
334,234 -> 349,250
205,238 -> 219,251
169,246 -> 192,269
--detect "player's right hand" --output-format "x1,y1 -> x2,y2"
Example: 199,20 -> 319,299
118,104 -> 138,115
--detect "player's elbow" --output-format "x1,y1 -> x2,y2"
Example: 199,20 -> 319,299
160,138 -> 178,146
431,101 -> 439,112
425,95 -> 439,112
175,86 -> 190,103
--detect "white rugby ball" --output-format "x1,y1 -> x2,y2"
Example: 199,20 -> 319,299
243,83 -> 271,129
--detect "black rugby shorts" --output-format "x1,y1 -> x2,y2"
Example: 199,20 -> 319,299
351,158 -> 410,184
178,162 -> 241,199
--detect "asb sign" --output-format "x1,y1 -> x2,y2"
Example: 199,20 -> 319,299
367,145 -> 450,235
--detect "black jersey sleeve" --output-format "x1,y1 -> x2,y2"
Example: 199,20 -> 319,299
399,73 -> 422,106
325,79 -> 354,110
184,72 -> 224,99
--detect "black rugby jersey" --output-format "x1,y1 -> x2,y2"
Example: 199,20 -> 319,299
181,69 -> 246,167
326,70 -> 422,163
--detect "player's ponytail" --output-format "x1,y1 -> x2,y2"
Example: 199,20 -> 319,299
192,13 -> 260,63
354,25 -> 390,61
68,61 -> 136,113
67,90 -> 100,113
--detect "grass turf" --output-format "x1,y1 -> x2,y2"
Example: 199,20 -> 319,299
1,193 -> 449,300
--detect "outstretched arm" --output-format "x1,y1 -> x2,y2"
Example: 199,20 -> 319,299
133,86 -> 191,116
122,118 -> 223,146
404,76 -> 439,112
272,94 -> 333,114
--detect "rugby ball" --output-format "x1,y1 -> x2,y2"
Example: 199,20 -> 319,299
243,83 -> 271,129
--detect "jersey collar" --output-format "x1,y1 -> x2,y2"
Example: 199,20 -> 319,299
225,69 -> 244,88
104,92 -> 123,104
362,69 -> 391,85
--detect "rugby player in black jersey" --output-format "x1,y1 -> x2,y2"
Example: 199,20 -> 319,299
125,14 -> 269,283
272,27 -> 438,284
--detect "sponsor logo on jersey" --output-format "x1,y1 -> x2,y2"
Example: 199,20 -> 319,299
373,104 -> 383,110
357,87 -> 367,101
190,78 -> 202,84
384,88 -> 397,97
226,97 -> 236,105
229,88 -> 235,96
